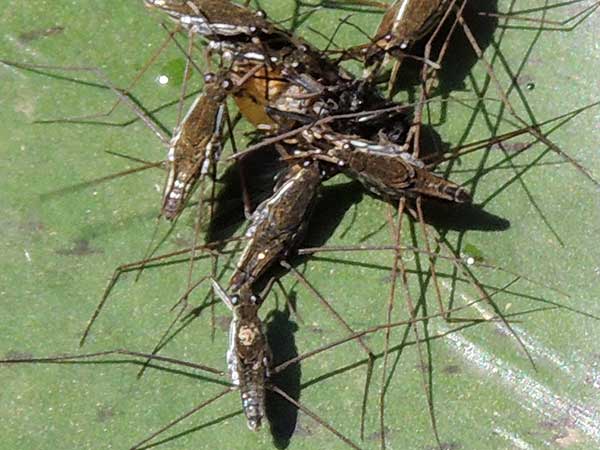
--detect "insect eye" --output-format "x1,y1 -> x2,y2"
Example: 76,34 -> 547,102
203,72 -> 216,83
231,295 -> 239,305
221,78 -> 233,90
255,9 -> 267,19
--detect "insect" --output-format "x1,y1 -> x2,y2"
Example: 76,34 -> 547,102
355,0 -> 450,85
144,0 -> 414,138
292,125 -> 472,203
112,156 -> 377,399
143,0 -> 277,37
210,280 -> 271,432
76,0 -> 436,345
160,71 -> 229,220
229,160 -> 325,291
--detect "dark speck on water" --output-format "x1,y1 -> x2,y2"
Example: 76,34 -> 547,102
443,364 -> 462,374
491,141 -> 531,154
56,239 -> 101,256
293,416 -> 315,437
18,26 -> 64,43
96,405 -> 115,423
4,350 -> 34,360
367,426 -> 391,442
20,218 -> 45,234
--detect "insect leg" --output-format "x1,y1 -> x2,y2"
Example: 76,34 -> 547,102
0,59 -> 170,145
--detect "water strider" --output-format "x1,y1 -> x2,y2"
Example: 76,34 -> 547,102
211,280 -> 271,432
229,161 -> 325,291
293,125 -> 472,204
160,71 -> 229,220
144,156 -> 376,396
357,0 -> 450,73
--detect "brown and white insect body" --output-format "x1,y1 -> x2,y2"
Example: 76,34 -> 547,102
161,72 -> 230,220
230,161 -> 323,291
211,280 -> 271,431
301,127 -> 471,203
144,0 -> 275,37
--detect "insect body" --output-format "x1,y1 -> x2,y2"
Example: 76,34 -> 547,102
146,0 -> 354,124
343,0 -> 449,91
211,280 -> 271,431
205,159 -> 326,429
228,45 -> 348,130
144,0 -> 275,37
145,0 -> 346,218
230,161 -> 324,291
300,127 -> 471,203
161,72 -> 231,220
369,0 -> 448,61
160,38 -> 335,218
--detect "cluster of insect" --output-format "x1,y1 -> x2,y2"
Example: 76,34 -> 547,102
3,0 -> 600,449
128,0 -> 477,444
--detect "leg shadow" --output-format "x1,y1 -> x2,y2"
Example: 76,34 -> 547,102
265,305 -> 301,449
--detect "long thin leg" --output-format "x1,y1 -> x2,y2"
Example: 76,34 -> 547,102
271,295 -> 512,377
0,60 -> 170,145
80,239 -> 241,346
62,26 -> 183,123
282,261 -> 373,355
328,0 -> 388,8
269,385 -> 363,450
281,261 -> 375,439
481,0 -> 600,31
455,12 -> 600,188
130,387 -> 233,450
415,197 -> 446,317
2,300 -> 515,450
135,276 -> 212,378
226,110 -> 254,219
410,0 -> 463,157
427,101 -> 600,166
383,200 -> 442,449
174,30 -> 196,128
378,199 -> 405,450
1,349 -> 224,375
297,242 -> 571,308
274,277 -> 305,325
431,231 -> 537,369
